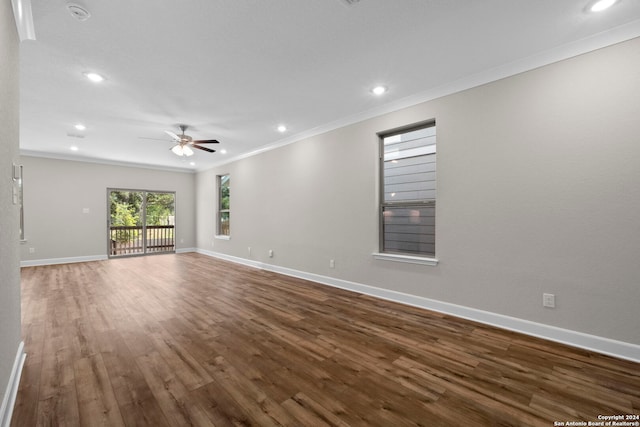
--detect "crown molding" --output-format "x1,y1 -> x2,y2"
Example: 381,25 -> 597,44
202,19 -> 640,172
20,150 -> 196,174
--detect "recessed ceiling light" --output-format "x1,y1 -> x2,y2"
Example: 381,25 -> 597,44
220,149 -> 227,154
70,146 -> 79,151
590,0 -> 617,12
83,72 -> 104,83
74,123 -> 86,131
372,85 -> 387,95
277,125 -> 287,133
189,162 -> 196,166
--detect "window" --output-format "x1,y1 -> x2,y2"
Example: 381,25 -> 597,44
379,122 -> 436,258
217,174 -> 230,236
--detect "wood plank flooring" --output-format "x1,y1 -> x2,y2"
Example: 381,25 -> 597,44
11,253 -> 640,426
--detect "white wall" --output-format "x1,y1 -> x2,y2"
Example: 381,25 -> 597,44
0,0 -> 22,420
20,156 -> 197,263
196,37 -> 640,348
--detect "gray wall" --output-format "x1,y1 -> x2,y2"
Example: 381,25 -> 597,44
196,37 -> 640,346
20,156 -> 197,262
0,0 -> 22,412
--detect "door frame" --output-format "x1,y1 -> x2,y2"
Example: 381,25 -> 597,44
107,188 -> 177,258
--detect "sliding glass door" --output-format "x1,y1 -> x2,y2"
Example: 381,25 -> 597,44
108,189 -> 176,257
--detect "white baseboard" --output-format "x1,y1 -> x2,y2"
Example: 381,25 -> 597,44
20,249 -> 198,266
176,247 -> 197,254
0,341 -> 26,427
197,249 -> 262,269
20,254 -> 108,267
19,248 -> 197,266
196,249 -> 640,363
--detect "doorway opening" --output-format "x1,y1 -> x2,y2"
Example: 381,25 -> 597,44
108,189 -> 176,257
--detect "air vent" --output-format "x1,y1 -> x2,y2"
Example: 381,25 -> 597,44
66,133 -> 85,139
67,3 -> 91,21
339,0 -> 362,6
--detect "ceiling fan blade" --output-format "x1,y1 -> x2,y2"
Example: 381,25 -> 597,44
165,130 -> 181,141
192,139 -> 220,144
193,145 -> 216,153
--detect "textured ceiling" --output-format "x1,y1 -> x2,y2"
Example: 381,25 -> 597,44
19,0 -> 640,171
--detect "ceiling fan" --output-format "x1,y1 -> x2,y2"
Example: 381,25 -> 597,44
165,125 -> 219,156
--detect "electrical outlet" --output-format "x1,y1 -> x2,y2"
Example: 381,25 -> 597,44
329,259 -> 335,268
29,247 -> 35,254
543,293 -> 555,308
248,246 -> 251,256
268,249 -> 274,258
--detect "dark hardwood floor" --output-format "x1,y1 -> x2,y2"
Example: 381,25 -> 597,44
11,253 -> 640,426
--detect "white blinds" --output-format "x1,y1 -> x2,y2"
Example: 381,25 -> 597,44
383,126 -> 436,203
381,125 -> 436,256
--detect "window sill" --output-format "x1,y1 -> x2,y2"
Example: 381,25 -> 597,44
372,252 -> 438,266
215,235 -> 230,240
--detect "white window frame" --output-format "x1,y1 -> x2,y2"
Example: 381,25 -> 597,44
216,174 -> 230,239
373,120 -> 438,266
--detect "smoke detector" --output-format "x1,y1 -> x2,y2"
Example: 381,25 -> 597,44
67,3 -> 91,21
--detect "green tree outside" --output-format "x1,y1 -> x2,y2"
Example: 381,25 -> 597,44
145,192 -> 175,225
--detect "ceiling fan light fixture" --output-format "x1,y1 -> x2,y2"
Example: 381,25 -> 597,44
165,125 -> 219,156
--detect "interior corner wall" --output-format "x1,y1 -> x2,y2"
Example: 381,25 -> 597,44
19,156 -> 197,263
196,37 -> 640,346
0,0 -> 22,415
